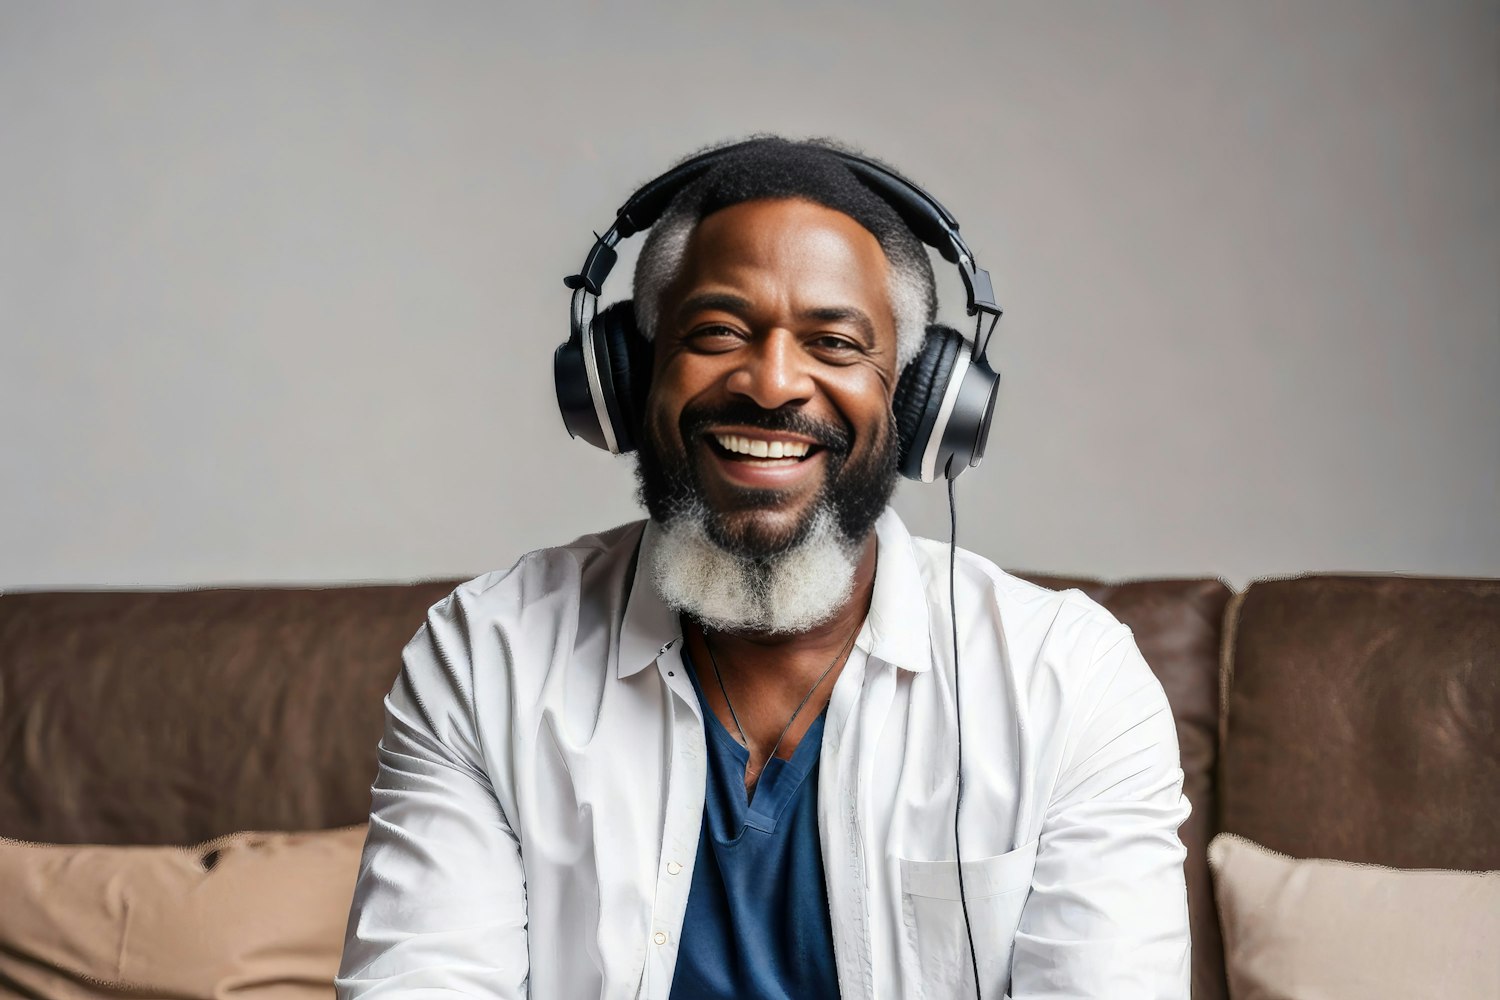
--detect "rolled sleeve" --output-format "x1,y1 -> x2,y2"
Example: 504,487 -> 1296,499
336,595 -> 530,999
1010,627 -> 1192,999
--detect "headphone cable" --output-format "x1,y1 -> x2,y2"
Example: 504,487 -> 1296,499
949,469 -> 983,999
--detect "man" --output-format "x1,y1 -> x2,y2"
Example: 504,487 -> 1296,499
337,137 -> 1192,999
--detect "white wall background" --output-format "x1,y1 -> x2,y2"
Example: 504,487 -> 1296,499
2,0 -> 1496,590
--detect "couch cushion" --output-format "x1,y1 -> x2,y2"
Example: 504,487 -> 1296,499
1220,574 -> 1500,869
1017,573 -> 1232,1000
0,824 -> 365,999
0,583 -> 458,845
1208,832 -> 1500,1000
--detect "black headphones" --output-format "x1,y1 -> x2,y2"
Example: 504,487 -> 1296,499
555,142 -> 1003,483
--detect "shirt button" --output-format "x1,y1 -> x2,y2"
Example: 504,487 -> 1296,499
653,931 -> 668,946
666,861 -> 683,875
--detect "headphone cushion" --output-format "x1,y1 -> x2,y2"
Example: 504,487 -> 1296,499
893,324 -> 964,470
593,300 -> 651,450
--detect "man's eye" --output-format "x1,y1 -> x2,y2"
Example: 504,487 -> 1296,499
811,335 -> 859,354
686,325 -> 744,351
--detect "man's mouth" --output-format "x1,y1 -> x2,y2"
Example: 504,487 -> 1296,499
706,431 -> 822,468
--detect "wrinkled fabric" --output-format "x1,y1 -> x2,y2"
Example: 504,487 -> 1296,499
0,826 -> 366,999
1019,573 -> 1231,1000
336,510 -> 1192,999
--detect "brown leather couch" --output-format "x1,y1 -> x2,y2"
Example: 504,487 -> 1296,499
3,570 -> 1497,999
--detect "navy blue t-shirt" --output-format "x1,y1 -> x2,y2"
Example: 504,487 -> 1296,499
669,654 -> 842,999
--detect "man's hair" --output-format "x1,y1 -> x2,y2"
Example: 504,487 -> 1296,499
632,136 -> 937,369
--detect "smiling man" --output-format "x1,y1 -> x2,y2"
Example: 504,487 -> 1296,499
337,137 -> 1193,999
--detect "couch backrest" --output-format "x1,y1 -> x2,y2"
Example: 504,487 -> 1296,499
0,582 -> 459,846
1219,574 -> 1500,870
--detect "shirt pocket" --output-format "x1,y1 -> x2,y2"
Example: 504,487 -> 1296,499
899,838 -> 1039,999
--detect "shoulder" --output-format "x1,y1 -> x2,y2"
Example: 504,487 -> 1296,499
905,532 -> 1135,700
427,520 -> 646,627
403,520 -> 647,695
908,533 -> 1129,649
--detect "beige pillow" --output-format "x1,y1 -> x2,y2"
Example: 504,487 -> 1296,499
0,825 -> 366,1000
1208,832 -> 1500,1000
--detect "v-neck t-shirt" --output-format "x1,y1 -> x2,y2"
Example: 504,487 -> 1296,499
668,652 -> 841,999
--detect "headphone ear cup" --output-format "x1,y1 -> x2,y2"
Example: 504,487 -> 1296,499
592,300 -> 651,453
893,325 -> 965,480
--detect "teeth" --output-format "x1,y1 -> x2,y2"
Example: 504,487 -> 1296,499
713,434 -> 811,459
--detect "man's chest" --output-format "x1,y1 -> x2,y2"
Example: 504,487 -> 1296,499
497,647 -> 1040,999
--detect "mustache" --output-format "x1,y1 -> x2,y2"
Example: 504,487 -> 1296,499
679,400 -> 852,455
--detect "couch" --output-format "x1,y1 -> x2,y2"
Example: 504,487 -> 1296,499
2,568 -> 1496,998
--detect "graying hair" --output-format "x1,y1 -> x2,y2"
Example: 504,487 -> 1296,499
631,195 -> 934,370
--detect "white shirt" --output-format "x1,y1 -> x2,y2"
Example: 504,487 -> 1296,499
337,509 -> 1192,999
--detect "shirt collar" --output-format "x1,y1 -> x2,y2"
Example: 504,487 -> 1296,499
617,519 -> 684,679
862,508 -> 934,673
616,508 -> 934,679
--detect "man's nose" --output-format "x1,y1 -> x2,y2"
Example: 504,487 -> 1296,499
724,329 -> 814,411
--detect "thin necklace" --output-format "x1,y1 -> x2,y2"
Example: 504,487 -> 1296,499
701,619 -> 861,788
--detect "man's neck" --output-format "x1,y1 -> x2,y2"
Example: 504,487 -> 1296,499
681,532 -> 878,784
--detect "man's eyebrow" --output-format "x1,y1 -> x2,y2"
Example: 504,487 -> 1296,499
800,306 -> 876,345
676,292 -> 753,323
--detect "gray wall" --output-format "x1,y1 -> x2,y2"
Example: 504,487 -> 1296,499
3,0 -> 1496,590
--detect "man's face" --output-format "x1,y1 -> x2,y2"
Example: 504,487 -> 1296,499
636,197 -> 902,558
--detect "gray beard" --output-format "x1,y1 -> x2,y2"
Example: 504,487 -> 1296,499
648,503 -> 860,635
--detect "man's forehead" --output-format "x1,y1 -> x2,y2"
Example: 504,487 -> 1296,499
684,198 -> 889,267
